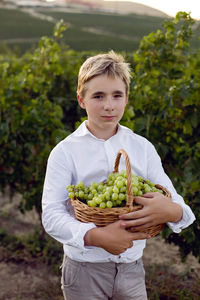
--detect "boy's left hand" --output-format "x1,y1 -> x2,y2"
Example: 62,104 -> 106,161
119,192 -> 183,232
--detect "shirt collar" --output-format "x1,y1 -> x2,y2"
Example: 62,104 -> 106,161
74,120 -> 124,141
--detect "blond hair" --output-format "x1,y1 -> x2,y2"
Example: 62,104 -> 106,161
77,50 -> 131,97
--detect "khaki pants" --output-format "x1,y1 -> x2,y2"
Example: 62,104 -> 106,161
61,256 -> 147,300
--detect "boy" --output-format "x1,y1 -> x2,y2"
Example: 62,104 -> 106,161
42,51 -> 195,300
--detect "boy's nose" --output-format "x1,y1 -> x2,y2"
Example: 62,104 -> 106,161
104,98 -> 114,111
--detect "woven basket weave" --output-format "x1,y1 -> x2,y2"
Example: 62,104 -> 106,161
71,149 -> 171,237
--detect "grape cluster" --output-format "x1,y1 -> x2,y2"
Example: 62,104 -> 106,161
67,170 -> 163,209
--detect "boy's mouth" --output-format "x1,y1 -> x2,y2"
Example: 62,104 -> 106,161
101,116 -> 115,120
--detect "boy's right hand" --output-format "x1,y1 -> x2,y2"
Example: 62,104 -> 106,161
84,221 -> 150,255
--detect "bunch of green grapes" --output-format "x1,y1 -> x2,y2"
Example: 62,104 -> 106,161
67,170 -> 163,209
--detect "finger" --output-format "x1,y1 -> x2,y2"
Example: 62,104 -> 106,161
119,209 -> 147,220
134,196 -> 150,206
119,212 -> 137,220
141,192 -> 155,198
122,216 -> 151,228
119,221 -> 127,228
129,231 -> 151,240
129,222 -> 155,231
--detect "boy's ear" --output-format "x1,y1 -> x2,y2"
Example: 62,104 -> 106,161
77,94 -> 86,109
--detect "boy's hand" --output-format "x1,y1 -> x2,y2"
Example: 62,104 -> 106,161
119,192 -> 183,231
84,220 -> 150,255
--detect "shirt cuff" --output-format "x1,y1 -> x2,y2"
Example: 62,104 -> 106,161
167,202 -> 196,233
66,222 -> 97,250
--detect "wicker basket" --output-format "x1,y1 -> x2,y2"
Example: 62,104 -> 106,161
70,149 -> 171,237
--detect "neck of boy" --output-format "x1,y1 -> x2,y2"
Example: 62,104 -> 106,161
86,122 -> 118,140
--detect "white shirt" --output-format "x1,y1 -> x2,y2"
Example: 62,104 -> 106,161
42,121 -> 195,263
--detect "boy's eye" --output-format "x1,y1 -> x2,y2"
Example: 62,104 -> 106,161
114,94 -> 122,98
94,95 -> 103,99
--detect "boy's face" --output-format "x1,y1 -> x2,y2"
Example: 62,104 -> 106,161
78,74 -> 128,140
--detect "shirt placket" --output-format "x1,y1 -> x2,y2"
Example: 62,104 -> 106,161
104,140 -> 116,173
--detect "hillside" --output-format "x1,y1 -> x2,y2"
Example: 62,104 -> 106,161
0,6 -> 166,53
66,0 -> 168,17
98,0 -> 168,17
0,6 -> 199,54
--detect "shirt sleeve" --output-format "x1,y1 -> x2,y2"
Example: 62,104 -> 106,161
41,142 -> 96,250
146,141 -> 195,233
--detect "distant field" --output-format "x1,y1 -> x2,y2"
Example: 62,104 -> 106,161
0,7 -> 199,53
0,8 -> 54,52
40,10 -> 165,37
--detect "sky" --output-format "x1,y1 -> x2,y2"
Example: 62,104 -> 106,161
106,0 -> 200,20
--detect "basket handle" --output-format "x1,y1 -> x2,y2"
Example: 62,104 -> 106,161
114,149 -> 134,208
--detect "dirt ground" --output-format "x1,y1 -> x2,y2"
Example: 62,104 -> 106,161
0,191 -> 199,300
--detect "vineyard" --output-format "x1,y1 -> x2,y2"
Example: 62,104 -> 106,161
0,10 -> 200,299
0,7 -> 200,53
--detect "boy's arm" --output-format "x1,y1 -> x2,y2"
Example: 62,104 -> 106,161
42,144 -> 96,250
84,220 -> 150,255
120,142 -> 195,232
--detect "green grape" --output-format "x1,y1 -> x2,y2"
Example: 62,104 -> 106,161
112,193 -> 118,201
79,190 -> 85,198
85,189 -> 90,196
144,183 -> 152,193
118,193 -> 125,201
120,170 -> 126,177
88,200 -> 97,207
116,175 -> 123,181
145,179 -> 154,187
108,173 -> 114,180
99,202 -> 106,209
84,193 -> 88,200
97,184 -> 104,191
112,200 -> 117,207
115,180 -> 123,188
68,192 -> 75,198
87,200 -> 92,207
91,189 -> 97,195
77,181 -> 84,188
106,201 -> 113,208
116,199 -> 122,205
99,194 -> 105,201
67,170 -> 163,209
132,186 -> 138,194
132,179 -> 139,186
67,186 -> 73,193
94,197 -> 103,205
107,180 -> 113,186
113,186 -> 119,194
106,186 -> 113,193
104,192 -> 110,200
88,193 -> 93,200
90,181 -> 96,188
157,188 -> 163,194
120,186 -> 126,193
137,176 -> 143,182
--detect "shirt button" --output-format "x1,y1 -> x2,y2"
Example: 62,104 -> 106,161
118,255 -> 121,258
